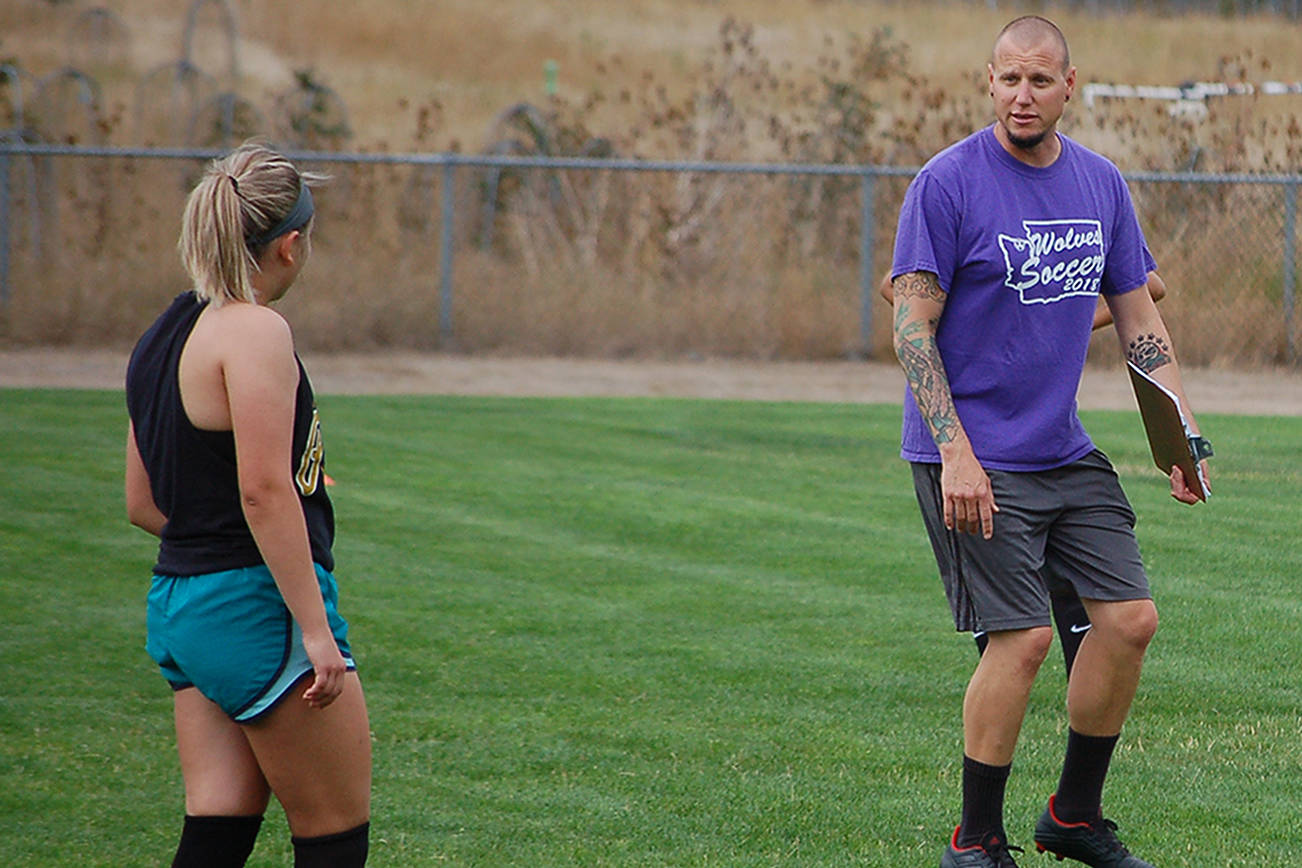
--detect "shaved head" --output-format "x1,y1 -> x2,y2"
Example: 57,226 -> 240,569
994,16 -> 1070,73
986,15 -> 1076,162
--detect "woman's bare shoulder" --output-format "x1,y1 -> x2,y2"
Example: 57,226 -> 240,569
198,302 -> 294,356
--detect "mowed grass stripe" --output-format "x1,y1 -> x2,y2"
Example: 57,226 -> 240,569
1,389 -> 1299,865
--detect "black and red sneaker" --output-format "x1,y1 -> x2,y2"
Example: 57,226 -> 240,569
941,826 -> 1023,868
1032,795 -> 1154,867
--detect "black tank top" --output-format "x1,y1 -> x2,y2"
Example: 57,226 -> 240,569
126,292 -> 335,576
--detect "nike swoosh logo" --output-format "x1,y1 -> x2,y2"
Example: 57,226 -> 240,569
1069,623 -> 1092,634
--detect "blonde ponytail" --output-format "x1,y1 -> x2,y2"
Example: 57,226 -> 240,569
177,141 -> 324,306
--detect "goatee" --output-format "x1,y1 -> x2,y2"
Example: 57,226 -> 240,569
1008,131 -> 1047,151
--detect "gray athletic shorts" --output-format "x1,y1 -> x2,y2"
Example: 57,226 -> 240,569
911,449 -> 1151,634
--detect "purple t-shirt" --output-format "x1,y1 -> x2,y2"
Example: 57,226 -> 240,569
892,126 -> 1151,471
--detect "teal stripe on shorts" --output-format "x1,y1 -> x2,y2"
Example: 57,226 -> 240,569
146,562 -> 355,722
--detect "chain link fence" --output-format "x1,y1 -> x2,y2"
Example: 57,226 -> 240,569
0,144 -> 1296,367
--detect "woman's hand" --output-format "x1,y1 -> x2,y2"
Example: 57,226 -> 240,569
301,630 -> 349,709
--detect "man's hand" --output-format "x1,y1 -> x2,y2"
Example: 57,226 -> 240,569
941,445 -> 999,538
1169,461 -> 1211,505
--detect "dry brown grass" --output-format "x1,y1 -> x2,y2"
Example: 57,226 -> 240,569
3,1 -> 1301,364
8,0 -> 1302,157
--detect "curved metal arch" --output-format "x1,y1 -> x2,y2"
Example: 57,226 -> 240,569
30,67 -> 105,144
273,74 -> 352,149
67,7 -> 132,69
0,64 -> 38,133
182,0 -> 240,85
134,59 -> 218,145
486,102 -> 554,156
34,67 -> 101,107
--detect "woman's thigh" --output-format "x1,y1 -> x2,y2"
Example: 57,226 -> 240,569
240,672 -> 371,838
174,687 -> 270,816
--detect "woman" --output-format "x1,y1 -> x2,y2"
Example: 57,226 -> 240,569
125,141 -> 370,867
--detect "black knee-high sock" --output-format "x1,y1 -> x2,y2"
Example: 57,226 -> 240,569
292,822 -> 369,868
1054,729 -> 1120,823
956,756 -> 1011,847
171,814 -> 262,868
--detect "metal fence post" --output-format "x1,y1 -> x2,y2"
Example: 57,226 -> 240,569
1285,180 -> 1298,364
859,171 -> 876,357
438,159 -> 455,345
0,151 -> 9,309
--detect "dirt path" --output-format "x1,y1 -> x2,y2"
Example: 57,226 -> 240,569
1,348 -> 1300,415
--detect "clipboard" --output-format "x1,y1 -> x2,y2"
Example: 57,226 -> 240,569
1126,361 -> 1212,501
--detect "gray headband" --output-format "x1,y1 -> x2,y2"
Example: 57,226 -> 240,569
247,181 -> 314,248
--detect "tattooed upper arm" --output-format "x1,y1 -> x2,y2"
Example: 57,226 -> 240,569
892,271 -> 945,344
892,271 -> 946,304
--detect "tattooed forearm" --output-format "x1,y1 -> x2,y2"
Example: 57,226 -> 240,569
1127,332 -> 1172,373
898,331 -> 961,444
892,272 -> 961,445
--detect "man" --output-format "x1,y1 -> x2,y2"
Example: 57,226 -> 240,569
890,16 -> 1207,868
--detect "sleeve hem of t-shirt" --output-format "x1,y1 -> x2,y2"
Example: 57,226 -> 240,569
889,264 -> 948,293
1100,276 -> 1147,298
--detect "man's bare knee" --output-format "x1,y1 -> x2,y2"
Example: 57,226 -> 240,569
1120,603 -> 1158,650
986,626 -> 1054,674
1089,600 -> 1158,653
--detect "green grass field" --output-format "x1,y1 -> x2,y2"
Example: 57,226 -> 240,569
1,388 -> 1299,866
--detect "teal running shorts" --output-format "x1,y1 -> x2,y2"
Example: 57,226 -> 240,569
146,563 -> 355,722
